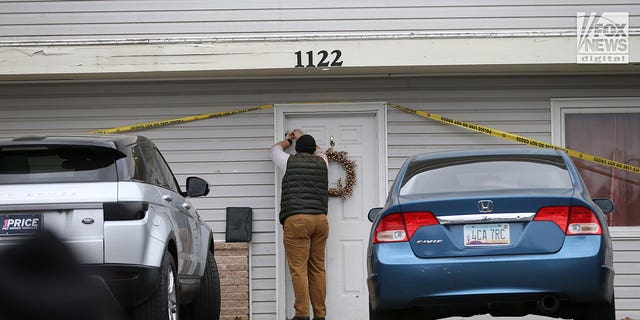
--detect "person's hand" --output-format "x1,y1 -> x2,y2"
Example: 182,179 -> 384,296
284,131 -> 294,140
291,129 -> 304,140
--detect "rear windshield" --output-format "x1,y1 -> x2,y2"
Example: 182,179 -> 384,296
0,145 -> 124,184
400,155 -> 573,195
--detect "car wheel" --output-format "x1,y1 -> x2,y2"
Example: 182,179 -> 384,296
369,303 -> 403,320
588,298 -> 616,320
134,252 -> 179,320
182,251 -> 221,320
575,295 -> 616,320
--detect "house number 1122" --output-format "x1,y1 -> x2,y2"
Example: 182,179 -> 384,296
294,50 -> 344,68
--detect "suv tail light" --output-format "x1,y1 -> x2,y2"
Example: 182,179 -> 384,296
534,206 -> 602,235
103,202 -> 148,221
373,211 -> 438,243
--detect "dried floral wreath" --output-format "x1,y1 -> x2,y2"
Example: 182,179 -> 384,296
326,148 -> 357,199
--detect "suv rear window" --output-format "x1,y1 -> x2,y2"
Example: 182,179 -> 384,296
400,155 -> 573,195
0,145 -> 124,184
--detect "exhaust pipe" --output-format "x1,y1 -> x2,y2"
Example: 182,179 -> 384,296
537,295 -> 560,314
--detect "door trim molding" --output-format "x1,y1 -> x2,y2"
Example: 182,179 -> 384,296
273,102 -> 388,319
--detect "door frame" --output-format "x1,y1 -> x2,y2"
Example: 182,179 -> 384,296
274,102 -> 388,319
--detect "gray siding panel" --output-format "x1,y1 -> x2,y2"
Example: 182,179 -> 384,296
612,229 -> 640,317
1,75 -> 639,318
0,1 -> 639,41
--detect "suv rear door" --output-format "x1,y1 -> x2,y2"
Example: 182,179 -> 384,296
0,144 -> 124,263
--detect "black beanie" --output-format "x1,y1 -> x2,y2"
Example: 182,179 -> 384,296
295,134 -> 317,154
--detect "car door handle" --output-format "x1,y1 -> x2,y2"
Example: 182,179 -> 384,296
182,203 -> 191,210
162,195 -> 172,203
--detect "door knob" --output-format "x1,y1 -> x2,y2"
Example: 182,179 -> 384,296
330,136 -> 335,148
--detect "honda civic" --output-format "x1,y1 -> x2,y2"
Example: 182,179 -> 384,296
367,148 -> 615,320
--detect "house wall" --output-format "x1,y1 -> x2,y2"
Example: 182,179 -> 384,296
0,0 -> 638,42
0,75 -> 638,318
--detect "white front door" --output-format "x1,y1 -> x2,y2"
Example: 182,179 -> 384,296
277,103 -> 386,320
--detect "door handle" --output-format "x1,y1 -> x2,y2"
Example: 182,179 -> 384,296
162,195 -> 173,203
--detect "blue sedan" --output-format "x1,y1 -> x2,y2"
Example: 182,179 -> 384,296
367,148 -> 615,320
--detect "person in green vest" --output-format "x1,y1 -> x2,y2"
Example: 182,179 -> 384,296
270,129 -> 329,320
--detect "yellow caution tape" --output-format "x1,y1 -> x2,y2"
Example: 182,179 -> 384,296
93,104 -> 274,134
92,101 -> 639,175
389,103 -> 640,175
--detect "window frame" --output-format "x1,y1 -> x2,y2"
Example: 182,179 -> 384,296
130,144 -> 180,194
551,97 -> 640,235
149,147 -> 181,194
551,97 -> 640,147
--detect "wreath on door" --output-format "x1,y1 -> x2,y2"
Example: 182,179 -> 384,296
326,148 -> 357,199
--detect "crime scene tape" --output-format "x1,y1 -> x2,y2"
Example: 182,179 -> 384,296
91,101 -> 639,175
92,104 -> 274,134
389,103 -> 640,175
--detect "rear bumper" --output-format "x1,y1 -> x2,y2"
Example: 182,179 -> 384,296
367,236 -> 614,311
83,264 -> 161,308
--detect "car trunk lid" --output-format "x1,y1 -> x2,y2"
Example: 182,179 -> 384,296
398,189 -> 575,258
0,183 -> 117,264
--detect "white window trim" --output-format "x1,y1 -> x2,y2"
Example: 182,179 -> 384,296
551,97 -> 640,237
551,97 -> 640,146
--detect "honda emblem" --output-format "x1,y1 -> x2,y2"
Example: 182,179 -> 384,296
478,200 -> 494,213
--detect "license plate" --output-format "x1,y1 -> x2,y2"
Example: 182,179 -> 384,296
464,223 -> 510,246
0,214 -> 43,235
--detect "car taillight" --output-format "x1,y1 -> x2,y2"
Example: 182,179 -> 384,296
534,206 -> 570,233
373,211 -> 438,243
374,213 -> 406,243
404,212 -> 439,238
103,202 -> 148,221
566,206 -> 602,235
534,206 -> 602,235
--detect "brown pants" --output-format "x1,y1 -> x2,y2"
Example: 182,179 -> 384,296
283,214 -> 330,319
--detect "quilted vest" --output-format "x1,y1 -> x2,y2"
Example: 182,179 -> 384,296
279,153 -> 328,225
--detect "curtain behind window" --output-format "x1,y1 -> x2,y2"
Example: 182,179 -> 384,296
565,113 -> 640,226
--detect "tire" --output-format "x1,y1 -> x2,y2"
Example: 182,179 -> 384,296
182,251 -> 221,320
369,303 -> 401,320
133,252 -> 179,320
575,295 -> 616,320
588,298 -> 616,320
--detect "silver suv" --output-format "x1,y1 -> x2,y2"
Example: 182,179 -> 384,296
0,134 -> 220,320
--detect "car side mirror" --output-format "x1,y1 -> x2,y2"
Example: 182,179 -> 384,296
186,177 -> 210,197
368,207 -> 383,222
593,198 -> 614,215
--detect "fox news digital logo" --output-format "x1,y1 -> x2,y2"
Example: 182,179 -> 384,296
577,12 -> 629,64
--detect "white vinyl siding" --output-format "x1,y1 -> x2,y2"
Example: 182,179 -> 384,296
1,75 -> 639,318
387,100 -> 551,184
612,229 -> 640,317
0,1 -> 639,42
